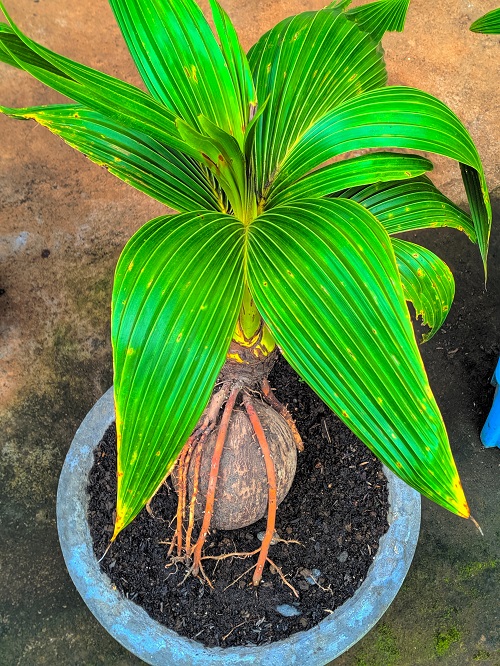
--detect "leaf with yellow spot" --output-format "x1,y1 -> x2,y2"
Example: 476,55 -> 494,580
108,0 -> 245,145
0,104 -> 220,213
266,153 -> 433,208
343,175 -> 476,240
275,86 -> 490,270
248,198 -> 469,518
392,238 -> 455,342
111,211 -> 245,538
345,0 -> 411,41
248,6 -> 387,198
209,0 -> 256,132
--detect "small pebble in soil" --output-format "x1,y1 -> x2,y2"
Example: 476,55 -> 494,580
301,568 -> 322,585
276,604 -> 302,618
337,551 -> 349,563
257,530 -> 280,545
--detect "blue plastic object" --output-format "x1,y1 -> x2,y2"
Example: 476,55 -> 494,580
480,358 -> 500,448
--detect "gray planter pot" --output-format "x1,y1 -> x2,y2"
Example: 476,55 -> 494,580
57,387 -> 421,666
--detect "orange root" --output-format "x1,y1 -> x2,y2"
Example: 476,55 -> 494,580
191,386 -> 240,575
168,380 -> 300,588
185,429 -> 208,555
168,384 -> 231,559
243,393 -> 278,586
168,434 -> 196,557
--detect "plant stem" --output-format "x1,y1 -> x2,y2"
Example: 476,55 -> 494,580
231,284 -> 277,360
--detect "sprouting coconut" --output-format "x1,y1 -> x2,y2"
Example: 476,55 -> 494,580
177,397 -> 297,531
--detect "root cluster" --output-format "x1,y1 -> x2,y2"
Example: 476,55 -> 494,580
168,377 -> 303,587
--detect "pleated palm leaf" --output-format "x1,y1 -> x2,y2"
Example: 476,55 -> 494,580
0,0 -> 491,547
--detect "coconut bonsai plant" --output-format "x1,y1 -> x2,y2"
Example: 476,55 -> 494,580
0,0 -> 490,595
470,7 -> 500,33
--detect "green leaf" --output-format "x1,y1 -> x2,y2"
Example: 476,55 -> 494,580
243,95 -> 269,165
108,0 -> 244,144
470,8 -> 500,34
340,176 -> 476,240
330,1 -> 353,10
0,103 -> 221,212
392,238 -> 455,342
460,163 -> 489,250
209,0 -> 256,128
272,86 -> 491,269
247,7 -> 387,198
0,8 -> 190,156
112,211 -> 245,536
267,152 -> 433,208
0,24 -> 70,75
176,117 -> 246,215
247,198 -> 469,517
0,38 -> 17,69
345,0 -> 411,41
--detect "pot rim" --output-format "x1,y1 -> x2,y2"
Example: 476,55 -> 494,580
57,386 -> 421,666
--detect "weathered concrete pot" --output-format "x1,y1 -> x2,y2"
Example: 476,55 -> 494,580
57,387 -> 421,666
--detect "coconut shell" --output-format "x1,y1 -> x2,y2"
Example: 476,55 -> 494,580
184,399 -> 297,530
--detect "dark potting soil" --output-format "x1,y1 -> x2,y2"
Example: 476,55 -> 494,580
88,355 -> 389,648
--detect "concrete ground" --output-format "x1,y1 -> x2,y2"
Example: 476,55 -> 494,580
0,0 -> 498,664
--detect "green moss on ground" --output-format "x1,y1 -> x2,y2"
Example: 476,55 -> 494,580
458,560 -> 499,581
472,649 -> 491,661
355,623 -> 401,666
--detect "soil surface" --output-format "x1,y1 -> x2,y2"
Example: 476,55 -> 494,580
88,355 -> 389,648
